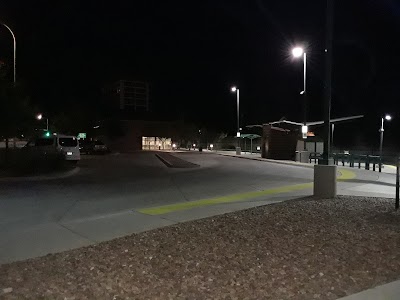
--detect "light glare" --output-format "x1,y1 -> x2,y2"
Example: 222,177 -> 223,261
292,47 -> 304,58
231,86 -> 237,92
36,113 -> 43,120
385,115 -> 392,121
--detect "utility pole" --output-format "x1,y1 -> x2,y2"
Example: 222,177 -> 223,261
320,0 -> 334,165
313,0 -> 337,198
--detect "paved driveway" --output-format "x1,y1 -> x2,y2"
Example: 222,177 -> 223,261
0,151 -> 395,264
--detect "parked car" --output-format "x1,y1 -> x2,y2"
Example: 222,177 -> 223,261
79,140 -> 110,154
25,134 -> 80,163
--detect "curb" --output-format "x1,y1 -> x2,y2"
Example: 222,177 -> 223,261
0,167 -> 80,182
155,153 -> 173,167
338,279 -> 400,300
212,152 -> 357,180
212,152 -> 396,175
213,152 -> 314,169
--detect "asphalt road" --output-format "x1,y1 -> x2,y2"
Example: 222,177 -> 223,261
0,151 -> 315,223
0,151 -> 396,264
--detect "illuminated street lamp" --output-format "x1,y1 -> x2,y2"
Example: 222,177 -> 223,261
231,86 -> 241,153
379,114 -> 392,166
1,22 -> 16,84
302,125 -> 308,136
36,113 -> 49,131
292,46 -> 307,148
292,47 -> 304,58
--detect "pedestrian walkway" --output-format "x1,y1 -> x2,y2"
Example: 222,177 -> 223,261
210,150 -> 397,174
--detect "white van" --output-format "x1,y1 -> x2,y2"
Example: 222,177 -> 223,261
26,134 -> 80,162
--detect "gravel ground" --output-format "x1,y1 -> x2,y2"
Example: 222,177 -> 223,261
1,196 -> 400,299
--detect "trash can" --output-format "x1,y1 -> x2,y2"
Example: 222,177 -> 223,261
295,151 -> 309,163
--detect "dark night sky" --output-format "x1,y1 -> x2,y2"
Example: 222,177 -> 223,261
1,0 -> 400,149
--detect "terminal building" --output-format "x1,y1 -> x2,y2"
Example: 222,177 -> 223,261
246,115 -> 364,162
103,80 -> 150,112
99,79 -> 187,152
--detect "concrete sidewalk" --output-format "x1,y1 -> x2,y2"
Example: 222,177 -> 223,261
211,149 -> 397,174
0,193 -> 311,264
338,279 -> 400,300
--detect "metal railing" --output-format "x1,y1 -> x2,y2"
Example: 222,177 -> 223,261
309,152 -> 384,172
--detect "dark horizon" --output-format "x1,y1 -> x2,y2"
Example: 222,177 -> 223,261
1,0 -> 400,149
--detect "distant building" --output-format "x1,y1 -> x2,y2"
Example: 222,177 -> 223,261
103,80 -> 150,112
97,120 -> 183,152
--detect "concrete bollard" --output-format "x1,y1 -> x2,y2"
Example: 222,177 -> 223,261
314,165 -> 337,198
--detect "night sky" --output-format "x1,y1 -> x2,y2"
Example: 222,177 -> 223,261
1,0 -> 400,149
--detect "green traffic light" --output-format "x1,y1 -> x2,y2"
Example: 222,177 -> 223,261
45,131 -> 50,137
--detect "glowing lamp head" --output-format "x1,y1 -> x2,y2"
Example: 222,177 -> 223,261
210,144 -> 214,149
231,86 -> 237,92
292,47 -> 304,58
385,115 -> 392,121
36,113 -> 43,120
301,125 -> 308,134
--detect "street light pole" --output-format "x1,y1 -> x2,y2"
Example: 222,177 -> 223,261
1,22 -> 16,85
320,0 -> 334,165
36,113 -> 49,131
302,52 -> 307,150
236,88 -> 240,137
313,0 -> 337,198
292,47 -> 308,150
231,86 -> 241,155
303,51 -> 307,120
379,117 -> 384,160
379,115 -> 391,166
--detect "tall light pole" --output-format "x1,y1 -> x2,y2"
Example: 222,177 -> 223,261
292,46 -> 307,150
320,0 -> 334,166
379,114 -> 391,166
231,86 -> 241,154
36,113 -> 49,131
1,22 -> 16,84
313,0 -> 336,198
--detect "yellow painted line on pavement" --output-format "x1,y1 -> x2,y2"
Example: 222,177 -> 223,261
138,168 -> 356,216
337,169 -> 356,181
138,182 -> 313,215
